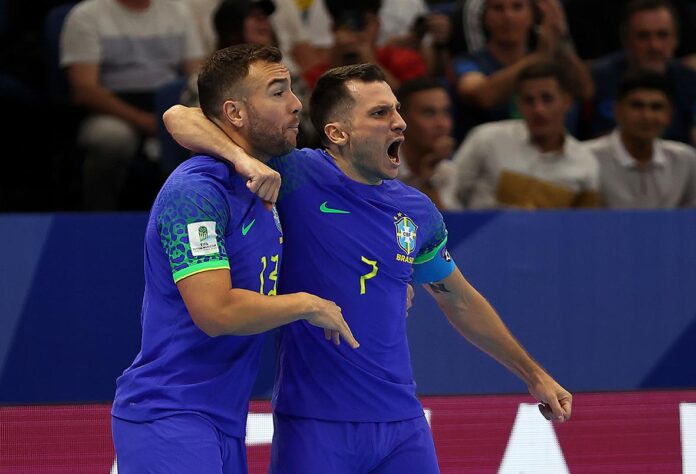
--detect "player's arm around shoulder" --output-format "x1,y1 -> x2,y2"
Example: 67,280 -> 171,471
423,268 -> 572,423
177,270 -> 358,348
163,105 -> 280,205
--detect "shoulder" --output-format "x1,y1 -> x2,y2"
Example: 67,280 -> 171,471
164,155 -> 238,197
581,135 -> 613,159
154,157 -> 234,220
270,147 -> 322,168
176,155 -> 233,179
566,135 -> 598,159
661,140 -> 696,161
451,51 -> 488,77
65,0 -> 102,22
591,52 -> 625,76
161,0 -> 195,18
389,180 -> 441,219
470,120 -> 518,140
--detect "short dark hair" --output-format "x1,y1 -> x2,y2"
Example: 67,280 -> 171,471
197,44 -> 282,122
517,60 -> 572,94
617,70 -> 674,101
620,0 -> 679,41
325,0 -> 382,22
309,63 -> 386,145
397,78 -> 447,114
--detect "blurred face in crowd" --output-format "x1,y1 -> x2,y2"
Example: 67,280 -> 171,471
625,7 -> 678,72
483,0 -> 534,46
244,7 -> 275,46
615,88 -> 672,143
332,13 -> 380,65
402,88 -> 452,153
517,77 -> 571,144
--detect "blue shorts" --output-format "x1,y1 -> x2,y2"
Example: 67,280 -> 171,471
269,413 -> 439,474
112,414 -> 247,474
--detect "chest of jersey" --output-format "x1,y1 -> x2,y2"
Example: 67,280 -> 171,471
278,176 -> 424,300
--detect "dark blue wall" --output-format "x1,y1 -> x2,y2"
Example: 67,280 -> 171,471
1,211 -> 694,403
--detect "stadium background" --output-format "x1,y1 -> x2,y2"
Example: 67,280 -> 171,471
1,210 -> 695,472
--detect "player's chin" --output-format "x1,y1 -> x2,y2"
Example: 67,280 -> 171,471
381,162 -> 400,181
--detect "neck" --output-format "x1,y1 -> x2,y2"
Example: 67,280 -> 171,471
531,131 -> 565,153
325,148 -> 382,185
488,40 -> 527,65
227,129 -> 271,164
619,130 -> 654,164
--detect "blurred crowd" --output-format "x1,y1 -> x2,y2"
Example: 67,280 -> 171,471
1,0 -> 695,211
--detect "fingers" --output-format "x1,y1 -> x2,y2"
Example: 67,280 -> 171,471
406,284 -> 414,311
538,394 -> 570,423
332,330 -> 340,345
246,170 -> 281,205
324,328 -> 331,341
336,318 -> 359,349
558,392 -> 572,421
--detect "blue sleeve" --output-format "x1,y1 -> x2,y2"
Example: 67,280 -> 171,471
412,203 -> 456,284
156,175 -> 230,283
452,56 -> 482,79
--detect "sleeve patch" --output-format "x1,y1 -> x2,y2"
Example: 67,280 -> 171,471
187,221 -> 220,256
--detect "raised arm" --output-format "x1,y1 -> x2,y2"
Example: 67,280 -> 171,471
424,267 -> 572,422
163,105 -> 281,205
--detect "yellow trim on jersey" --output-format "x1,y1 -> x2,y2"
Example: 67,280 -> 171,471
173,260 -> 230,283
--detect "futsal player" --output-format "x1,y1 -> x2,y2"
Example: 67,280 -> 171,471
110,45 -> 358,474
165,63 -> 572,474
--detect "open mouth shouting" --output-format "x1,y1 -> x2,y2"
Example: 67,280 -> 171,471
387,137 -> 404,167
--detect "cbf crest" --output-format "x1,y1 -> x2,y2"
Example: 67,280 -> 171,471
394,212 -> 418,255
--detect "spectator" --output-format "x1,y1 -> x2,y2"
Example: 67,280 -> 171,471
186,0 -> 320,76
396,78 -> 456,209
564,0 -> 696,63
447,0 -> 486,56
181,0 -> 279,109
61,0 -> 204,210
584,71 -> 696,208
587,0 -> 696,145
451,0 -> 594,139
445,60 -> 599,209
302,0 -> 428,90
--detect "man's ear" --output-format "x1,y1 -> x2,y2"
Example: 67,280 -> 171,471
324,121 -> 349,146
222,100 -> 244,128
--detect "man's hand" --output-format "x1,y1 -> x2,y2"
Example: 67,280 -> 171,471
303,294 -> 360,349
406,283 -> 415,313
162,105 -> 281,208
239,160 -> 281,210
528,373 -> 572,423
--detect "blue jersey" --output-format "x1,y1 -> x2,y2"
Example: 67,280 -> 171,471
270,149 -> 454,422
112,155 -> 283,438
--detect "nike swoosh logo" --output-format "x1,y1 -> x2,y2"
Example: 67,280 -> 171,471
241,219 -> 256,236
320,201 -> 350,214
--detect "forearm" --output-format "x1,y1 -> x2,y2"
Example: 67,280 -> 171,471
73,85 -> 151,129
188,288 -> 316,337
163,105 -> 247,164
427,269 -> 547,385
457,54 -> 543,108
557,46 -> 594,99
